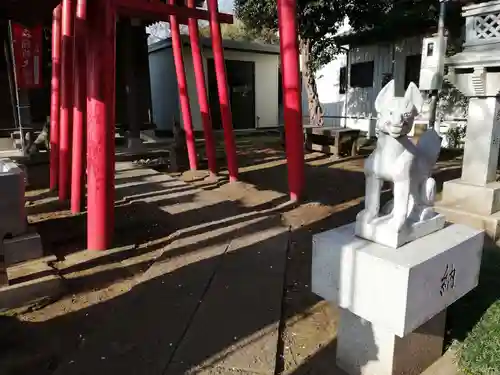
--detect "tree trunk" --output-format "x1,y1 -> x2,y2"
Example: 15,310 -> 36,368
300,39 -> 324,127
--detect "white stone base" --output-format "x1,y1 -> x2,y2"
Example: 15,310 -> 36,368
312,223 -> 484,337
355,213 -> 446,248
337,308 -> 446,375
440,178 -> 500,216
435,202 -> 500,240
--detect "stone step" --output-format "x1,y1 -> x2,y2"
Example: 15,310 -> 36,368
0,259 -> 64,312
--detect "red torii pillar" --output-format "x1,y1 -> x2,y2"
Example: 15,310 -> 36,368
169,0 -> 198,170
187,0 -> 217,176
107,0 -> 117,241
86,0 -> 116,251
71,0 -> 87,213
81,0 -> 236,251
50,5 -> 62,191
59,0 -> 75,201
278,0 -> 304,201
207,0 -> 238,182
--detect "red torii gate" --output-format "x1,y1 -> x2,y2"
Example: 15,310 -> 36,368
49,0 -> 304,251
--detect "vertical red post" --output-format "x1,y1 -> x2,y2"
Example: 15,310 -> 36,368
207,0 -> 238,182
278,0 -> 304,201
169,0 -> 197,170
71,0 -> 87,213
50,5 -> 62,191
106,0 -> 116,239
187,0 -> 217,176
59,0 -> 75,201
86,0 -> 116,250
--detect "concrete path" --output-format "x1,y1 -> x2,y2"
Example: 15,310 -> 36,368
48,162 -> 460,375
52,163 -> 289,375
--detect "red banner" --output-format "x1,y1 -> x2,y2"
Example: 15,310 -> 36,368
11,23 -> 43,89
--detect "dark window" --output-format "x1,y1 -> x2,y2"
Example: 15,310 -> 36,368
404,54 -> 422,89
339,66 -> 347,94
350,61 -> 374,88
426,42 -> 434,57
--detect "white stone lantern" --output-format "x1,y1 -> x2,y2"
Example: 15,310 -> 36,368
438,0 -> 500,238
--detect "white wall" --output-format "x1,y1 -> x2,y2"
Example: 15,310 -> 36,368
302,36 -> 425,136
152,45 -> 280,131
302,55 -> 347,128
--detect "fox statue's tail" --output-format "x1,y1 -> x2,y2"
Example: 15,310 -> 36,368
415,129 -> 442,173
416,129 -> 441,217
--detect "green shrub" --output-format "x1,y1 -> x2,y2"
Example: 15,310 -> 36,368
456,301 -> 500,375
452,245 -> 500,375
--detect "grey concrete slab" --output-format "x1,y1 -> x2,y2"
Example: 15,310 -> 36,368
421,349 -> 461,375
51,164 -> 289,375
51,238 -> 232,375
47,162 -> 294,375
165,223 -> 289,375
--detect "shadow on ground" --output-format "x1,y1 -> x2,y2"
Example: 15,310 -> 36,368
2,190 -> 381,375
4,137 -> 467,375
2,217 -> 284,374
445,237 -> 500,347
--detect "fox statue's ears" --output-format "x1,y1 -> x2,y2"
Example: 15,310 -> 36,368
404,82 -> 424,114
375,80 -> 395,114
375,80 -> 424,115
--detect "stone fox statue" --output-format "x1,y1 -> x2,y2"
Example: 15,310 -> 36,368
357,80 -> 442,232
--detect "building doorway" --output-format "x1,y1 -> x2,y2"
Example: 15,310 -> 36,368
207,59 -> 256,130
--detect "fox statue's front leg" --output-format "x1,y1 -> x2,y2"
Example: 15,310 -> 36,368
357,153 -> 383,224
389,180 -> 410,231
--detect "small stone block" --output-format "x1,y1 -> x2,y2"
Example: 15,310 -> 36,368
127,137 -> 145,151
355,213 -> 446,248
441,178 -> 500,215
3,230 -> 44,266
336,308 -> 446,375
312,223 -> 484,337
0,261 -> 64,311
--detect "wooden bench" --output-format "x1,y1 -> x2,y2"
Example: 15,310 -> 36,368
304,127 -> 361,157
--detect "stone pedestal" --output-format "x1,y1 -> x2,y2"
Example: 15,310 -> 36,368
355,213 -> 446,248
437,97 -> 500,239
0,159 -> 43,288
443,0 -> 500,238
460,98 -> 500,186
0,159 -> 27,237
337,309 -> 446,375
312,223 -> 484,375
